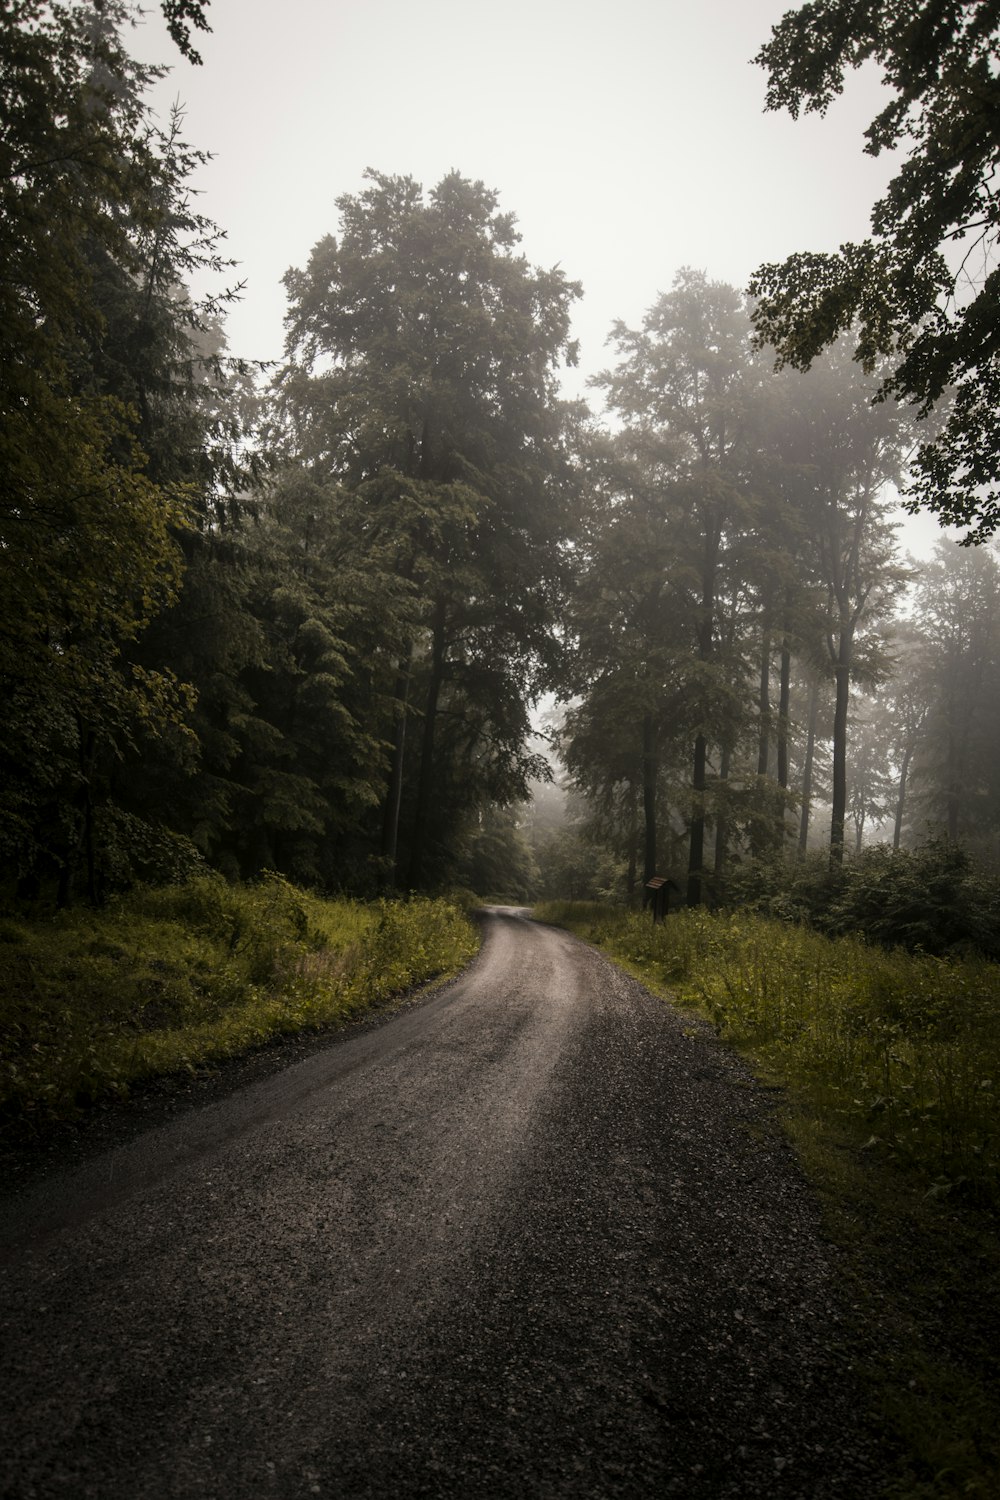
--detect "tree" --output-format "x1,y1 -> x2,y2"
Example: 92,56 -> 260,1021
844,695 -> 896,852
278,171 -> 581,888
1,4 -> 189,896
908,540 -> 1000,850
749,0 -> 1000,541
767,346 -> 911,861
556,425 -> 692,894
158,0 -> 213,63
0,2 -> 255,899
874,621 -> 930,849
594,271 -> 764,903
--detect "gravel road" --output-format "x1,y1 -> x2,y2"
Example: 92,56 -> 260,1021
0,908 -> 890,1498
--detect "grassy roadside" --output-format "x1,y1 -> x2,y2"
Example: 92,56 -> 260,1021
534,899 -> 1000,1500
1,874 -> 479,1138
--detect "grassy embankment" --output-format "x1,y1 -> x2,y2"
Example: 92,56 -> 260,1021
0,874 -> 478,1134
534,899 -> 1000,1500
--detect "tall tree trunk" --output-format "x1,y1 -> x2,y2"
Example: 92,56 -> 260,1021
688,527 -> 718,906
757,631 -> 771,777
642,714 -> 658,888
798,675 -> 820,858
945,732 -> 960,840
892,744 -> 912,851
687,733 -> 708,906
407,600 -> 447,888
830,633 -> 852,864
380,646 -> 412,887
714,740 -> 731,879
777,637 -> 791,790
59,718 -> 97,908
626,778 -> 639,906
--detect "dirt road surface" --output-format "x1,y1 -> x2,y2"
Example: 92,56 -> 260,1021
0,908 -> 889,1498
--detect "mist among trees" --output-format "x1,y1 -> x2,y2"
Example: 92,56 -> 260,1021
4,0 -> 1000,912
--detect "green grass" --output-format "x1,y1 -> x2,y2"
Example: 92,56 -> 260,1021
0,874 -> 479,1132
534,899 -> 1000,1500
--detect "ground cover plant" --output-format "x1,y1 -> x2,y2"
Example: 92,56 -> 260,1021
534,898 -> 1000,1498
0,875 -> 478,1135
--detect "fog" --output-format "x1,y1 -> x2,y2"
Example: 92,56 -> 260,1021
136,1 -> 885,374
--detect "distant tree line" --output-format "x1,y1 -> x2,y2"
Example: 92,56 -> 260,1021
555,272 -> 1000,903
3,1 -> 1000,908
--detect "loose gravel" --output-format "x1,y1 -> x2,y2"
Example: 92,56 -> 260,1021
0,908 -> 894,1498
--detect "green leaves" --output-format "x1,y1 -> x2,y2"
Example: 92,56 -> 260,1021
0,5 -> 256,899
275,170 -> 583,887
751,0 -> 1000,539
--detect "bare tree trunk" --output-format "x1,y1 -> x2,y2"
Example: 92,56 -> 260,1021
687,527 -> 718,906
945,732 -> 960,841
642,714 -> 657,888
892,744 -> 912,851
407,601 -> 447,888
714,741 -> 731,879
380,647 -> 412,887
798,675 -> 820,858
777,638 -> 791,790
626,779 -> 639,906
757,631 -> 771,777
687,733 -> 708,906
830,636 -> 851,864
59,717 -> 98,908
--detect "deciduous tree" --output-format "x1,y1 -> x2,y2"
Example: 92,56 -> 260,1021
278,171 -> 581,888
749,0 -> 1000,541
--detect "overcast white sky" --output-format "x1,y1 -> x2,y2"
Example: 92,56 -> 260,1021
136,0 -> 953,554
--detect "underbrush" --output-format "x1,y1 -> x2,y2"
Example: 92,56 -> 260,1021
536,898 -> 1000,1498
724,840 -> 1000,960
0,874 -> 478,1131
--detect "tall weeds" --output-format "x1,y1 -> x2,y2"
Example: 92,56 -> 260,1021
535,901 -> 1000,1205
1,875 -> 478,1130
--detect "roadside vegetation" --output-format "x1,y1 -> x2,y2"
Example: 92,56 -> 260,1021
534,891 -> 1000,1498
0,876 -> 478,1138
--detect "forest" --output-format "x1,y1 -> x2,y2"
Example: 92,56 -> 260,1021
6,10 -> 1000,1491
3,0 -> 1000,920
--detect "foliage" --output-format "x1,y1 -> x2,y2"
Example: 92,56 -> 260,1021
0,1 -> 254,901
456,806 -> 539,901
576,272 -> 767,901
749,0 -> 1000,541
157,0 -> 212,63
276,170 -> 583,889
722,839 -> 1000,959
565,278 -> 910,891
767,346 -> 912,860
0,878 -> 478,1131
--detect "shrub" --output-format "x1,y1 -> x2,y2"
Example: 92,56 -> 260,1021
722,840 -> 1000,959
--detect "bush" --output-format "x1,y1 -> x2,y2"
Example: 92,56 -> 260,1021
723,840 -> 1000,959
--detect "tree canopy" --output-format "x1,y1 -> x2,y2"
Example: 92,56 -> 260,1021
277,170 -> 582,887
749,0 -> 1000,542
